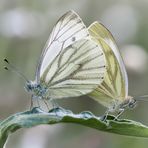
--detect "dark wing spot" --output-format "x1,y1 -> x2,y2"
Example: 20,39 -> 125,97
72,37 -> 76,42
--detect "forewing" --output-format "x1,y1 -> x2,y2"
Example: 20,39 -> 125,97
40,39 -> 106,99
88,22 -> 127,108
88,22 -> 128,96
36,10 -> 89,81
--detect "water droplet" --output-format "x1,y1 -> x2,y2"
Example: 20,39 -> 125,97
80,111 -> 94,119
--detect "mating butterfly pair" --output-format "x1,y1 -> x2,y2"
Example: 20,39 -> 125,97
6,10 -> 137,117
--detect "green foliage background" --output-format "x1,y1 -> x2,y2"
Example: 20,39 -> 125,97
0,0 -> 148,147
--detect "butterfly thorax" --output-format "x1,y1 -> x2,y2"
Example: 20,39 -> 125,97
25,81 -> 48,99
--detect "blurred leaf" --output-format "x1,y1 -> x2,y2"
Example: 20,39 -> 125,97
1,107 -> 148,147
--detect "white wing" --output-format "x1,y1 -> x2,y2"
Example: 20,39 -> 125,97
89,22 -> 128,96
40,39 -> 106,99
36,10 -> 89,81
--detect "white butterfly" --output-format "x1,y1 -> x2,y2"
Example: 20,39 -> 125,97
88,22 -> 136,117
24,11 -> 106,107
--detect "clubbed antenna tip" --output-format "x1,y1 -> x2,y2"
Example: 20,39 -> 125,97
4,58 -> 9,64
3,58 -> 29,82
4,66 -> 8,70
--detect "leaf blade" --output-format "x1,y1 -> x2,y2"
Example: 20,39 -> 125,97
0,108 -> 148,148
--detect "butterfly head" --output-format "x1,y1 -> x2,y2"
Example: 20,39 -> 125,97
25,81 -> 47,99
128,96 -> 137,108
119,96 -> 136,110
25,81 -> 36,93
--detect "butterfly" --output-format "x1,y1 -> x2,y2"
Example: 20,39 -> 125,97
87,22 -> 136,117
11,10 -> 106,108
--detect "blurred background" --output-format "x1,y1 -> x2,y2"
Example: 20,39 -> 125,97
0,0 -> 148,147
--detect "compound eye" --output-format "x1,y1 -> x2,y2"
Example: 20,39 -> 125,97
36,84 -> 40,88
26,83 -> 32,91
129,102 -> 133,108
26,85 -> 30,91
28,85 -> 31,89
129,100 -> 136,108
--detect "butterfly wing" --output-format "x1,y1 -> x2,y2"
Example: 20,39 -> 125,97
36,10 -> 89,82
88,22 -> 128,95
40,39 -> 106,99
36,11 -> 106,99
88,22 -> 128,110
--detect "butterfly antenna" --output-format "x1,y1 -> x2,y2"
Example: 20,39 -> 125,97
4,58 -> 29,82
134,95 -> 148,102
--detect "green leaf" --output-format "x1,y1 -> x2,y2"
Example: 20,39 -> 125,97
0,107 -> 148,147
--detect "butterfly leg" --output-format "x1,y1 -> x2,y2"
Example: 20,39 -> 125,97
30,95 -> 33,110
30,95 -> 37,110
50,99 -> 59,109
48,98 -> 66,116
115,108 -> 124,120
30,95 -> 41,109
36,98 -> 40,108
48,98 -> 59,116
43,99 -> 50,111
100,110 -> 109,122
